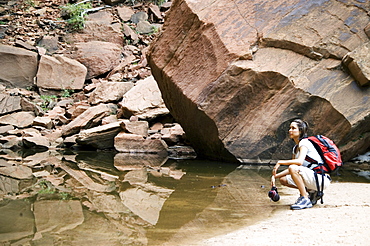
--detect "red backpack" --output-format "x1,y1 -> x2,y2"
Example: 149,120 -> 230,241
306,135 -> 343,174
305,135 -> 343,204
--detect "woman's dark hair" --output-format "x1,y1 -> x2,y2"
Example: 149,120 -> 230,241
292,119 -> 309,139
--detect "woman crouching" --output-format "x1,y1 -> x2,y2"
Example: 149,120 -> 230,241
271,119 -> 331,210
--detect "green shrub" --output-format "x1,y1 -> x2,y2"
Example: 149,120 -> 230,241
25,0 -> 36,7
37,179 -> 55,194
128,0 -> 167,6
61,2 -> 92,31
40,95 -> 57,111
61,89 -> 74,98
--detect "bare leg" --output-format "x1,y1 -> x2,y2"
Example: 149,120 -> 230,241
289,165 -> 308,198
280,176 -> 298,189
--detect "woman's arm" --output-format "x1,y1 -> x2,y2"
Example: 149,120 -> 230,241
271,168 -> 290,186
275,168 -> 290,179
272,145 -> 308,176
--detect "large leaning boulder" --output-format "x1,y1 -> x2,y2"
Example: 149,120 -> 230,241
148,0 -> 370,162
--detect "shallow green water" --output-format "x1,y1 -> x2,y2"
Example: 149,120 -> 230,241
0,151 -> 368,245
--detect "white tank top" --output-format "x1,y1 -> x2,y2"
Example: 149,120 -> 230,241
294,139 -> 323,167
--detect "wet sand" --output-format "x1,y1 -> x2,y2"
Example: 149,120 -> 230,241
199,182 -> 370,246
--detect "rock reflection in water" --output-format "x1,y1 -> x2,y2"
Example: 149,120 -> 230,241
0,199 -> 34,242
33,200 -> 84,240
0,149 -> 275,245
146,164 -> 274,246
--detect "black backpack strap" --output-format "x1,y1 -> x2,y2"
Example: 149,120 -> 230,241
305,155 -> 317,164
307,137 -> 331,173
305,155 -> 320,170
320,165 -> 324,204
313,165 -> 325,204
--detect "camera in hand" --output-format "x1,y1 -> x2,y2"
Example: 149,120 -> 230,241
268,186 -> 280,202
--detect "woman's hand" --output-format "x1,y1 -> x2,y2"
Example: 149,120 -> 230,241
271,175 -> 276,187
271,163 -> 280,187
272,163 -> 280,176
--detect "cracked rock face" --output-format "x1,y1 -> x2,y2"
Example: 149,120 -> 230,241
148,0 -> 370,162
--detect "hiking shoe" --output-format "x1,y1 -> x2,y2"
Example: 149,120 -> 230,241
309,191 -> 319,205
290,196 -> 313,210
309,191 -> 323,205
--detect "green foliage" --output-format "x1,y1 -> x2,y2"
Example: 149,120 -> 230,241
36,180 -> 71,200
37,179 -> 55,194
26,85 -> 37,91
61,2 -> 92,31
61,89 -> 74,98
39,89 -> 74,111
38,187 -> 55,194
67,14 -> 86,30
128,0 -> 167,6
60,192 -> 71,200
40,95 -> 57,111
150,25 -> 159,35
25,0 -> 36,7
154,0 -> 166,5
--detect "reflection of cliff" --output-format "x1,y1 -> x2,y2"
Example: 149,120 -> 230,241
0,200 -> 34,242
115,154 -> 176,225
120,186 -> 174,225
0,149 -> 183,245
148,167 -> 274,246
33,200 -> 84,240
1,150 -> 261,246
145,161 -> 238,246
60,161 -> 117,192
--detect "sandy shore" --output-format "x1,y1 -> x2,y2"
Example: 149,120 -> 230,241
199,182 -> 370,246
